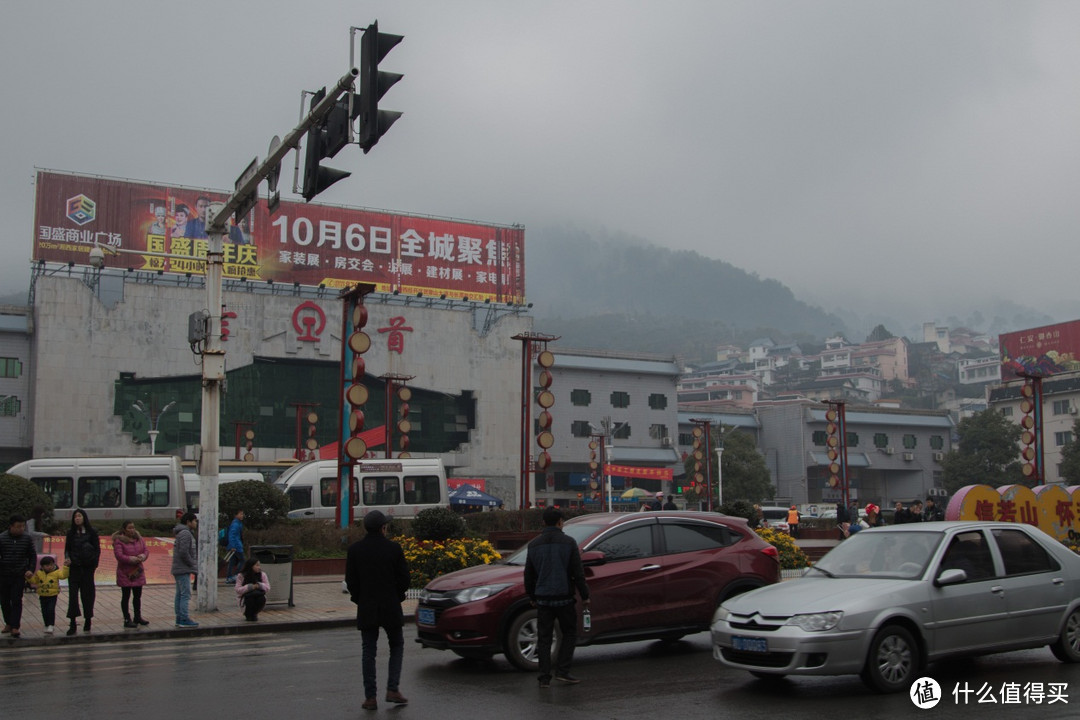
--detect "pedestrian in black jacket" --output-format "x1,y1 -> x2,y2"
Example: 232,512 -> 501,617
524,507 -> 590,688
64,508 -> 100,635
0,514 -> 37,638
345,511 -> 410,711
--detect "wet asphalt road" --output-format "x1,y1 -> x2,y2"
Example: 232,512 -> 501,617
2,625 -> 1078,719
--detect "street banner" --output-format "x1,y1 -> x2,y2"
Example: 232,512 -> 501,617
32,169 -> 526,303
42,535 -> 184,586
603,464 -> 674,481
999,319 -> 1080,381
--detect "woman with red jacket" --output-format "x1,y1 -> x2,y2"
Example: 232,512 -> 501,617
113,520 -> 149,628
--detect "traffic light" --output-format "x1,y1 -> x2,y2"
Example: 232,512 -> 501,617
302,87 -> 352,201
356,21 -> 403,153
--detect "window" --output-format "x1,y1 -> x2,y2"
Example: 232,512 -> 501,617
613,424 -> 631,440
126,475 -> 171,507
319,477 -> 338,507
287,487 -> 312,511
678,432 -> 694,446
0,358 -> 22,378
404,475 -> 442,504
940,531 -> 995,581
846,432 -> 859,447
610,391 -> 630,408
662,522 -> 734,553
570,389 -> 591,407
1054,431 -> 1074,447
78,476 -> 122,509
1053,400 -> 1072,415
0,396 -> 21,416
992,529 -> 1058,575
648,393 -> 668,410
930,435 -> 944,450
873,433 -> 889,449
648,424 -> 669,440
571,420 -> 592,438
32,477 -> 73,509
1001,407 -> 1013,417
812,430 -> 827,446
902,434 -> 917,450
362,476 -> 401,506
590,525 -> 654,561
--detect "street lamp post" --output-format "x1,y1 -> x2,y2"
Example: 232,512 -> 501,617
132,400 -> 176,455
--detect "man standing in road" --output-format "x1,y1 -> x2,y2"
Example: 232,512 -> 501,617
225,509 -> 245,584
923,496 -> 944,522
524,507 -> 590,689
171,512 -> 199,628
346,511 -> 410,711
0,514 -> 37,638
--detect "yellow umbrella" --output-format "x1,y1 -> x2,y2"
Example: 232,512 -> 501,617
621,487 -> 649,499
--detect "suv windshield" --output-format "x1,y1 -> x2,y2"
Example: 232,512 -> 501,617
503,522 -> 610,565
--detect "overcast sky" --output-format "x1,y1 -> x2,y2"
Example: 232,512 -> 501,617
4,1 -> 1080,327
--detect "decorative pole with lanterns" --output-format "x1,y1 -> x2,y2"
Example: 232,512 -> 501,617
689,418 -> 713,512
513,332 -> 559,523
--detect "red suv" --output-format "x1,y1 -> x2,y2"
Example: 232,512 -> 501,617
415,511 -> 780,670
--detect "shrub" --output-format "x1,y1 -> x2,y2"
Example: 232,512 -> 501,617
0,474 -> 54,532
398,536 -> 501,588
718,499 -> 757,527
410,506 -> 466,541
755,527 -> 810,570
219,480 -> 290,530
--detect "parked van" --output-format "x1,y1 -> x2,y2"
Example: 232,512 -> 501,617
277,458 -> 448,521
183,472 -> 265,511
8,456 -> 186,523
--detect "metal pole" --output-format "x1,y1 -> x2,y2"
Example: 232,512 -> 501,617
716,446 -> 724,507
196,223 -> 225,613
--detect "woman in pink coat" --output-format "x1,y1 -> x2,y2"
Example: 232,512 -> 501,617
113,520 -> 149,628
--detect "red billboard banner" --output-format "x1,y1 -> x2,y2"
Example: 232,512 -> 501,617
603,464 -> 674,481
32,170 -> 526,303
999,319 -> 1080,381
447,477 -> 487,492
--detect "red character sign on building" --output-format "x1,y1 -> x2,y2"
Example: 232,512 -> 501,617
378,316 -> 413,354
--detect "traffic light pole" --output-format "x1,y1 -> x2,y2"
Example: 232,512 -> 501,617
194,68 -> 359,613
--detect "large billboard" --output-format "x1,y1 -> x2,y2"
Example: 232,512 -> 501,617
999,319 -> 1080,381
32,170 -> 525,303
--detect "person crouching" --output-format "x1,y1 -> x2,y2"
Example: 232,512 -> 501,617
235,558 -> 270,621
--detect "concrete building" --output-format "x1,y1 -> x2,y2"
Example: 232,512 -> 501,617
987,371 -> 1080,484
0,305 -> 33,468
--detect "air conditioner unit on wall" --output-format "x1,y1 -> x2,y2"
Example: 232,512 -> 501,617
933,452 -> 944,462
902,452 -> 914,461
884,447 -> 894,455
661,437 -> 671,447
1071,406 -> 1078,415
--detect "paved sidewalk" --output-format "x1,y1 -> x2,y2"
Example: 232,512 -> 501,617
3,576 -> 418,648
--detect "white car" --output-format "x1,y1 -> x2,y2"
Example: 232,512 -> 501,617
712,522 -> 1080,693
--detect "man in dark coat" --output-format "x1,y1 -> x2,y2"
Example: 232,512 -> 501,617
524,507 -> 590,688
0,514 -> 37,638
346,511 -> 410,711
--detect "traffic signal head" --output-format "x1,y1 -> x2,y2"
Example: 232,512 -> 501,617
357,21 -> 403,153
302,87 -> 352,201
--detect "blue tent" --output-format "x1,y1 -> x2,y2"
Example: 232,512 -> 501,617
449,484 -> 504,508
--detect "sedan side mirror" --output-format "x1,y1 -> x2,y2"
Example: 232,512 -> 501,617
581,550 -> 606,567
934,568 -> 968,587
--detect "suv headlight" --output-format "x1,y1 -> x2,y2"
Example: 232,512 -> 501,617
449,583 -> 512,604
785,611 -> 843,632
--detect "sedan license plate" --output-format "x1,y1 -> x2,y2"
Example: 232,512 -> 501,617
732,635 -> 768,653
417,607 -> 436,625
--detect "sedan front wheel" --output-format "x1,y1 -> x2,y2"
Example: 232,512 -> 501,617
1050,607 -> 1080,662
861,625 -> 921,693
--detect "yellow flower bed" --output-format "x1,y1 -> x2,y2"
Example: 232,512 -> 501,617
398,537 -> 502,589
755,527 -> 810,570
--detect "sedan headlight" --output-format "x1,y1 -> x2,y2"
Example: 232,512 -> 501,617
449,583 -> 513,604
785,611 -> 843,632
712,606 -> 731,623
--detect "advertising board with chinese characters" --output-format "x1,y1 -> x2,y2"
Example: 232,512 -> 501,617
999,319 -> 1080,382
946,484 -> 1080,543
32,169 -> 525,303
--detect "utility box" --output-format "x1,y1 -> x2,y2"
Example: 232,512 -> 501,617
250,545 -> 294,607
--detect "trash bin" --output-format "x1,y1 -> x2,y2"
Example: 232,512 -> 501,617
250,545 -> 294,607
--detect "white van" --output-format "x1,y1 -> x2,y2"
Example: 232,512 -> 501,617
277,458 -> 448,521
183,472 -> 266,511
8,456 -> 186,523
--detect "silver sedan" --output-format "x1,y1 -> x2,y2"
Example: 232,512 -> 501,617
711,521 -> 1080,693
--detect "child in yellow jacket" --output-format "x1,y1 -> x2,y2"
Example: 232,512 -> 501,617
29,555 -> 69,634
